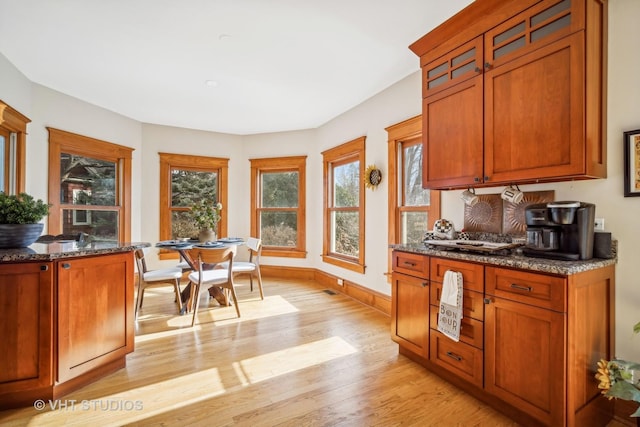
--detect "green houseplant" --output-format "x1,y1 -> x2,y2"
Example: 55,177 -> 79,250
0,192 -> 51,248
189,199 -> 222,242
595,322 -> 640,418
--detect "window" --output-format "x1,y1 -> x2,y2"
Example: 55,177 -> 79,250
159,153 -> 228,259
250,156 -> 306,258
47,128 -> 133,242
322,136 -> 365,273
0,100 -> 30,194
387,116 -> 440,255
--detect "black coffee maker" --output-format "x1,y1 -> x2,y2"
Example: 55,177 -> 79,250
523,201 -> 595,261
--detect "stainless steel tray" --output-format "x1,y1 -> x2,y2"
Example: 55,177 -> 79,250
424,240 -> 522,253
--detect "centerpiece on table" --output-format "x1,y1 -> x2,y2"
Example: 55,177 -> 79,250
595,321 -> 640,420
189,199 -> 222,243
0,192 -> 51,248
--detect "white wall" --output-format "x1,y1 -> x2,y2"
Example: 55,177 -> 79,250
312,72 -> 421,293
0,53 -> 31,117
0,0 -> 638,359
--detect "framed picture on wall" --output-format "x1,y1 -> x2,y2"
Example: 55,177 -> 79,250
624,128 -> 640,197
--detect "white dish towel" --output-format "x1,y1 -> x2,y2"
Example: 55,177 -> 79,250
437,270 -> 463,342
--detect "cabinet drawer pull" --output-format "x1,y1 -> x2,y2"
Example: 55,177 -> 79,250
474,177 -> 480,183
40,265 -> 49,271
446,351 -> 462,361
474,66 -> 481,73
510,283 -> 532,292
422,282 -> 428,287
403,261 -> 417,267
62,263 -> 71,269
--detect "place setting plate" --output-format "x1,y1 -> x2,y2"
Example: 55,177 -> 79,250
218,237 -> 243,243
193,241 -> 224,248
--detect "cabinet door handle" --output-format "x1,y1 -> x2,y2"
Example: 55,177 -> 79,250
474,177 -> 481,183
62,263 -> 71,269
484,62 -> 492,70
484,176 -> 490,181
484,298 -> 492,304
40,265 -> 49,271
422,282 -> 428,287
474,66 -> 482,73
510,283 -> 532,292
446,351 -> 462,361
403,261 -> 417,267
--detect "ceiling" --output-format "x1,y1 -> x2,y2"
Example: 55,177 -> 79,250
0,0 -> 472,135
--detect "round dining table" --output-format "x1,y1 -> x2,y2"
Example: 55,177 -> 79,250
155,238 -> 245,313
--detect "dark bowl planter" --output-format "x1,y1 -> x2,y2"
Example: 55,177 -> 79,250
0,223 -> 44,248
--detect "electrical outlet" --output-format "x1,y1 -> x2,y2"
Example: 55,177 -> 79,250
594,217 -> 605,231
337,278 -> 344,286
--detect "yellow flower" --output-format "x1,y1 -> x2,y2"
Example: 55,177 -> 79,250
595,359 -> 613,399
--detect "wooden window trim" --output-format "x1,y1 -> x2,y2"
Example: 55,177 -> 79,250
250,156 -> 307,258
386,116 -> 441,280
322,136 -> 366,274
0,99 -> 31,194
47,127 -> 133,242
158,153 -> 228,260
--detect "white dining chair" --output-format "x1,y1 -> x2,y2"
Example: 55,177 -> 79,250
186,246 -> 240,326
219,237 -> 264,300
134,249 -> 184,319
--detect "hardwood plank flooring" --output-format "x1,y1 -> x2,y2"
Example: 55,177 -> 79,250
0,277 -> 627,426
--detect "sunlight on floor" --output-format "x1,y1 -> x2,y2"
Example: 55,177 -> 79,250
233,336 -> 358,384
135,293 -> 300,339
25,337 -> 357,426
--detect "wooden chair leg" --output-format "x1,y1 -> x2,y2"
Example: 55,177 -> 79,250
255,269 -> 264,300
228,285 -> 241,318
191,283 -> 201,327
173,279 -> 183,312
135,284 -> 143,319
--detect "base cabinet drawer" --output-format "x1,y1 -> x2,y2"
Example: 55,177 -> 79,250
486,266 -> 566,312
392,251 -> 429,278
431,283 -> 485,321
430,330 -> 483,388
430,257 -> 484,292
429,305 -> 483,349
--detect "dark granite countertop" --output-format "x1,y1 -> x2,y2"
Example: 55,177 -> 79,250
391,243 -> 617,275
0,241 -> 151,263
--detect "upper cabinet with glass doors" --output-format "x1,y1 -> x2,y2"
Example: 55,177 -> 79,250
410,0 -> 607,189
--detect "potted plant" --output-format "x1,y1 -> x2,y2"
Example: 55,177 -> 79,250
189,199 -> 222,242
595,322 -> 640,419
0,192 -> 51,248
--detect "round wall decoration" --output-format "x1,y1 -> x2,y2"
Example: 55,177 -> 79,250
364,165 -> 382,189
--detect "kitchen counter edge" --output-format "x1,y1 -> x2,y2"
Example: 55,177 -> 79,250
0,241 -> 151,263
390,244 -> 617,276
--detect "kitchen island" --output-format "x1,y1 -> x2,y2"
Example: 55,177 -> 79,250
0,240 -> 149,409
390,243 -> 616,427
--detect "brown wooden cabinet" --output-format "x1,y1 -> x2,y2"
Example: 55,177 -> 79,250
0,262 -> 53,400
0,251 -> 135,409
57,252 -> 135,383
391,251 -> 429,358
411,0 -> 607,189
485,268 -> 567,426
390,250 -> 615,426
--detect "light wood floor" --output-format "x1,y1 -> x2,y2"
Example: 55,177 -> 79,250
0,277 -> 628,426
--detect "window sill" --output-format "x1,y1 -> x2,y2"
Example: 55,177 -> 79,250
262,249 -> 307,259
322,255 -> 365,274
